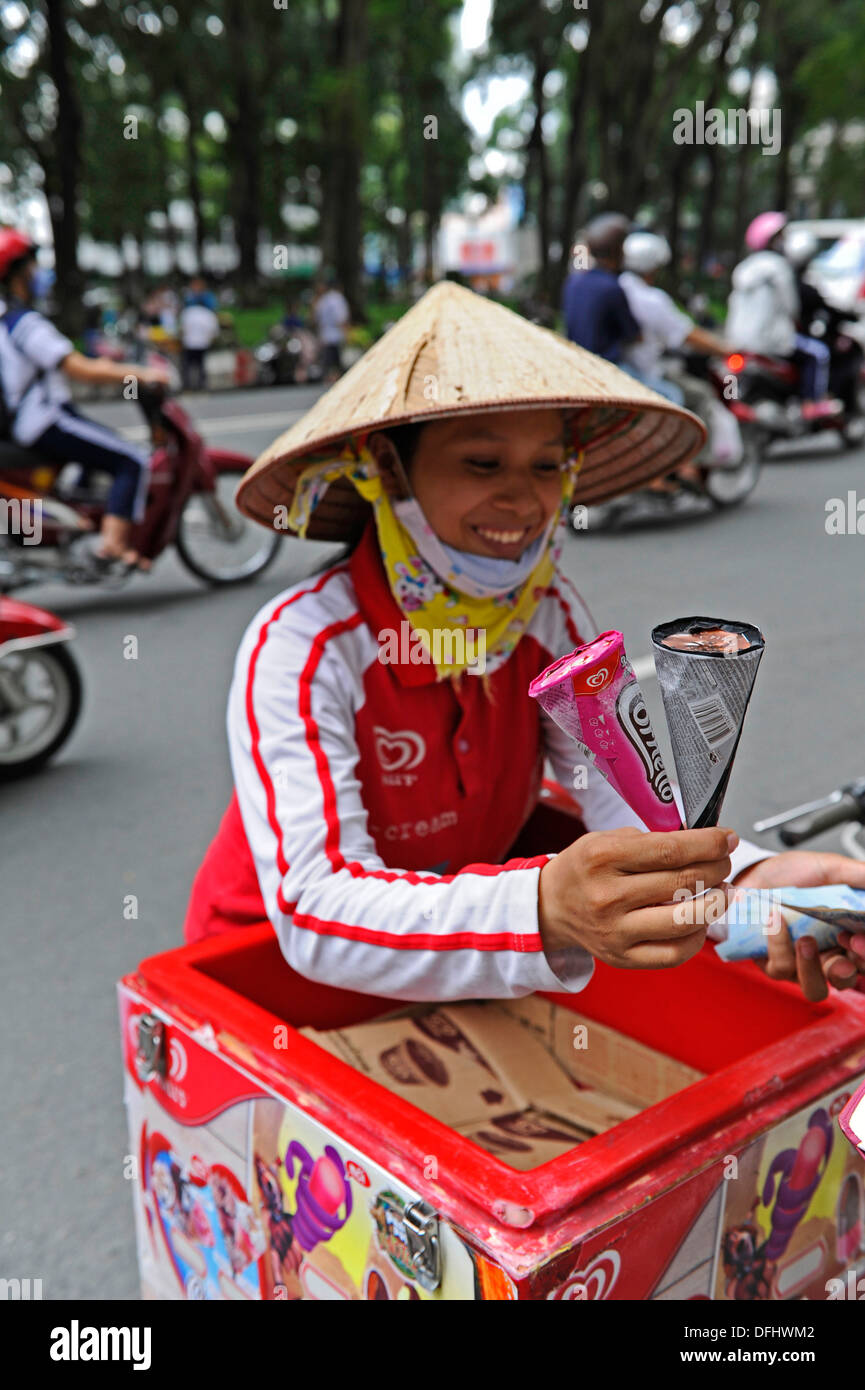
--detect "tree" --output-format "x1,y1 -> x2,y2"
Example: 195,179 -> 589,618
362,0 -> 471,292
0,0 -> 86,329
481,0 -> 572,303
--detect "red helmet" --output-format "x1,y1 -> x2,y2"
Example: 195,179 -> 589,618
0,228 -> 36,280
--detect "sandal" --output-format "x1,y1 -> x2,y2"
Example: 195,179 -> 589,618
120,551 -> 153,574
74,546 -> 126,579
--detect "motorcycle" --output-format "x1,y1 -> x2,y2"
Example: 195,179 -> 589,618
0,595 -> 82,780
722,320 -> 865,457
754,779 -> 865,862
575,353 -> 763,532
0,385 -> 280,592
255,324 -> 322,387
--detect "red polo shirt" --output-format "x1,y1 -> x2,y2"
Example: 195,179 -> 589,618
183,523 -> 635,1000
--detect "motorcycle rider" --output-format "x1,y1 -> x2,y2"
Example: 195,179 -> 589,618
785,226 -> 862,417
615,232 -> 742,496
726,213 -> 837,421
561,213 -> 640,365
0,229 -> 170,573
619,232 -> 732,408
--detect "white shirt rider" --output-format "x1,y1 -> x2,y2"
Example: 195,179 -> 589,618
0,308 -> 74,446
619,271 -> 694,378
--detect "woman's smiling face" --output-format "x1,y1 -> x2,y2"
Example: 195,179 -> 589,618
369,408 -> 569,559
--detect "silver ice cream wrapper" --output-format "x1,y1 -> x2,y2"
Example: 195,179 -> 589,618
651,616 -> 764,828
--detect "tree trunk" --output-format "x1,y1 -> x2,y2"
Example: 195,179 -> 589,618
595,80 -> 616,207
732,143 -> 753,253
423,213 -> 436,283
528,37 -> 551,303
696,148 -> 723,277
694,20 -> 736,276
224,0 -> 263,300
554,33 -> 598,305
816,124 -> 840,217
771,10 -> 809,215
420,102 -> 441,285
774,101 -> 800,211
176,77 -> 206,273
731,74 -> 758,255
121,235 -> 142,308
329,0 -> 368,316
667,149 -> 691,298
44,0 -> 84,333
395,219 -> 413,288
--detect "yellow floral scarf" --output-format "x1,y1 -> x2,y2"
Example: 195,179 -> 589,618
287,436 -> 581,679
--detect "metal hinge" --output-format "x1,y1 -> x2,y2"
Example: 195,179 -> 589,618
135,1013 -> 166,1081
403,1200 -> 442,1292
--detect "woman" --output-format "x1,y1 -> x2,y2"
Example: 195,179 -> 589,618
185,282 -> 865,1002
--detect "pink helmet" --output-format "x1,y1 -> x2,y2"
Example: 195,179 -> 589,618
745,211 -> 788,252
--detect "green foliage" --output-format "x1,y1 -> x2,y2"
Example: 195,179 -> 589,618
0,0 -> 861,321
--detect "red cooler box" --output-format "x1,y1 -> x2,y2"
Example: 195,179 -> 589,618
118,927 -> 865,1301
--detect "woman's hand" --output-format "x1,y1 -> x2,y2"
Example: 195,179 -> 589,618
62,352 -> 173,389
733,850 -> 865,999
538,825 -> 737,969
136,363 -> 173,387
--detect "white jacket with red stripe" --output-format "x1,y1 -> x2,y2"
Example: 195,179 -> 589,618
203,524 -> 767,1001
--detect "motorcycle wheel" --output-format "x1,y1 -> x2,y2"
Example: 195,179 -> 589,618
702,426 -> 764,507
572,500 -> 621,533
175,468 -> 281,586
840,384 -> 865,448
0,642 -> 82,781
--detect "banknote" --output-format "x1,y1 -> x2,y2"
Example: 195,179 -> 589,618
715,885 -> 865,962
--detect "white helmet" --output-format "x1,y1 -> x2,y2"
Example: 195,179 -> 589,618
784,227 -> 819,268
623,232 -> 672,275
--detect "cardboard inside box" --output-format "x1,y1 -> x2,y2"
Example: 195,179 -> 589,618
300,997 -> 704,1170
497,995 -> 705,1110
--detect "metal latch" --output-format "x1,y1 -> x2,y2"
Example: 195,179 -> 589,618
403,1200 -> 441,1292
135,1013 -> 166,1081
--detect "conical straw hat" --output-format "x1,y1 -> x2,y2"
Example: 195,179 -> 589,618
236,280 -> 705,540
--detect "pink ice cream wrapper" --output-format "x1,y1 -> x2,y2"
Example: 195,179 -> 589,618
529,630 -> 682,832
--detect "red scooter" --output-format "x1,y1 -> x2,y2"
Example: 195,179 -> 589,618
722,332 -> 865,457
0,385 -> 280,592
0,595 -> 81,779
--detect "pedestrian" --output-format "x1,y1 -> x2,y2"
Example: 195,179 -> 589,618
180,283 -> 220,392
313,275 -> 350,382
186,274 -> 218,312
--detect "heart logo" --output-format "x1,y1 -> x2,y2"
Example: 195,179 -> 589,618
586,668 -> 609,688
373,726 -> 426,772
547,1248 -> 621,1301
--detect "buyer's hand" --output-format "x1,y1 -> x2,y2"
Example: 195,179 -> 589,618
732,850 -> 865,999
538,826 -> 737,969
